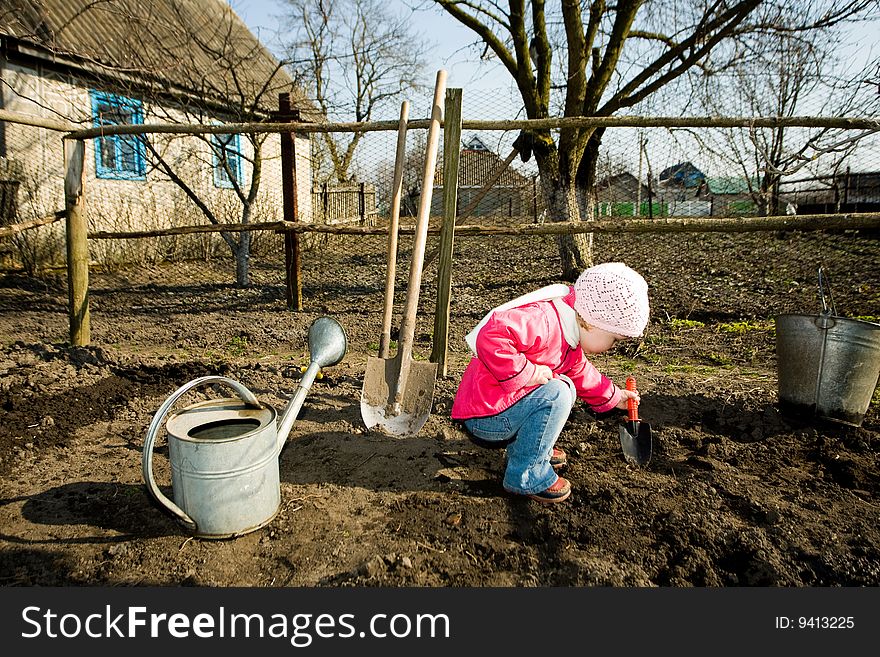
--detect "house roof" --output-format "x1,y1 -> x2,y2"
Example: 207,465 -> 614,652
434,140 -> 531,187
596,171 -> 645,188
0,0 -> 319,120
659,161 -> 705,187
702,177 -> 758,195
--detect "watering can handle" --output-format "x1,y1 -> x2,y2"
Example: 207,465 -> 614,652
141,376 -> 262,532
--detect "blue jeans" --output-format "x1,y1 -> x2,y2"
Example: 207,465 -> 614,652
463,376 -> 576,495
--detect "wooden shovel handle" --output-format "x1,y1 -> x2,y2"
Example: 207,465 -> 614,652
625,376 -> 639,421
395,70 -> 446,370
378,100 -> 410,359
392,70 -> 446,406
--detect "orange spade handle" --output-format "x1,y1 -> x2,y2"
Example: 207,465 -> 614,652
625,376 -> 639,422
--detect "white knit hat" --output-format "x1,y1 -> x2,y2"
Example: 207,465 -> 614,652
573,262 -> 650,338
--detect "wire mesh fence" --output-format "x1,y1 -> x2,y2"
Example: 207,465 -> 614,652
1,85 -> 879,357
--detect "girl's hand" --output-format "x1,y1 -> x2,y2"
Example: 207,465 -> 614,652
616,387 -> 640,411
527,364 -> 554,387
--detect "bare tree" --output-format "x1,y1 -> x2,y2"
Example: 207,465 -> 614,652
694,9 -> 880,215
422,0 -> 877,278
281,0 -> 427,184
120,0 -> 303,287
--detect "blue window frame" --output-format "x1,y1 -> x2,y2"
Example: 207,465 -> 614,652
90,91 -> 146,180
212,132 -> 242,188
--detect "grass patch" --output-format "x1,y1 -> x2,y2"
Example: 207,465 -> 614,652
704,352 -> 733,366
225,335 -> 249,357
716,320 -> 775,334
666,318 -> 705,330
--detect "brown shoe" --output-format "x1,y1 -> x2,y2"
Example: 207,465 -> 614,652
550,447 -> 567,470
526,477 -> 571,503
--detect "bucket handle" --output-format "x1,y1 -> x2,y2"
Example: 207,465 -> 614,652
141,375 -> 262,532
818,266 -> 837,317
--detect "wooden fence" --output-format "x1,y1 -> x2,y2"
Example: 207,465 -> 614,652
2,104 -> 880,364
311,182 -> 378,225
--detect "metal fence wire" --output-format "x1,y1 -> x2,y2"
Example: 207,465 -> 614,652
1,86 -> 879,357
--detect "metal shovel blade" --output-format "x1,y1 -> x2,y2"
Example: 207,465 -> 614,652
619,419 -> 652,466
361,355 -> 438,436
618,376 -> 652,466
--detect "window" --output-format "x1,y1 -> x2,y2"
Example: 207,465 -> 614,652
90,91 -> 145,180
212,132 -> 242,188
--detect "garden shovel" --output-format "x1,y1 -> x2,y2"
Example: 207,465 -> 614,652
360,70 -> 446,436
376,100 -> 410,360
618,376 -> 652,466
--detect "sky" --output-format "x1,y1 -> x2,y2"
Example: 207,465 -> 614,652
228,1 -> 880,176
227,0 -> 880,120
229,0 -> 880,114
228,0 -> 520,118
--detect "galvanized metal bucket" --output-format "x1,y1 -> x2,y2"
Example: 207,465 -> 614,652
775,313 -> 880,427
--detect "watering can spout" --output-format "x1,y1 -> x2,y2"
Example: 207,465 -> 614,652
276,317 -> 348,451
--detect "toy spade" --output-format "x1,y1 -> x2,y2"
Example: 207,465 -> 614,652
618,376 -> 652,466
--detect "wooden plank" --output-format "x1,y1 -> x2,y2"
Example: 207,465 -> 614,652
65,115 -> 880,140
86,212 -> 880,240
431,88 -> 463,375
0,211 -> 64,238
0,108 -> 73,132
278,93 -> 303,311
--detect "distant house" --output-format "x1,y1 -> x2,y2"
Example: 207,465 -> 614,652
658,161 -> 705,199
783,171 -> 880,214
423,135 -> 535,221
696,177 -> 759,216
594,171 -> 655,217
595,172 -> 649,202
0,0 -> 319,261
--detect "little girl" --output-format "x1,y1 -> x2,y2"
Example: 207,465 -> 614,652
451,262 -> 650,503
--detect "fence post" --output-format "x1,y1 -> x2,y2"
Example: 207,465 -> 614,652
431,88 -> 462,376
532,175 -> 538,223
278,93 -> 302,311
63,138 -> 89,346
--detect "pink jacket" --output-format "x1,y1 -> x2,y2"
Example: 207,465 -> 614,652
451,287 -> 623,419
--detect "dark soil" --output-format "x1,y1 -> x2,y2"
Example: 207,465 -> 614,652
1,229 -> 879,587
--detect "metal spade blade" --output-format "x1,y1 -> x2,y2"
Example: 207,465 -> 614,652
618,376 -> 652,466
361,355 -> 437,436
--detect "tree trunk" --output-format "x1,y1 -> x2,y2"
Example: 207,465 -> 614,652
537,166 -> 591,280
235,231 -> 251,287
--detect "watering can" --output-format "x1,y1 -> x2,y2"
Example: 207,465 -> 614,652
141,316 -> 347,538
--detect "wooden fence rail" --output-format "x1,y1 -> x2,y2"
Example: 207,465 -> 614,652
0,211 -> 65,238
85,212 -> 880,240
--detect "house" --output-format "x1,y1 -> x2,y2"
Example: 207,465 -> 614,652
0,0 -> 318,264
782,171 -> 880,214
658,161 -> 705,199
594,171 -> 654,217
696,177 -> 759,216
422,135 -> 536,222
